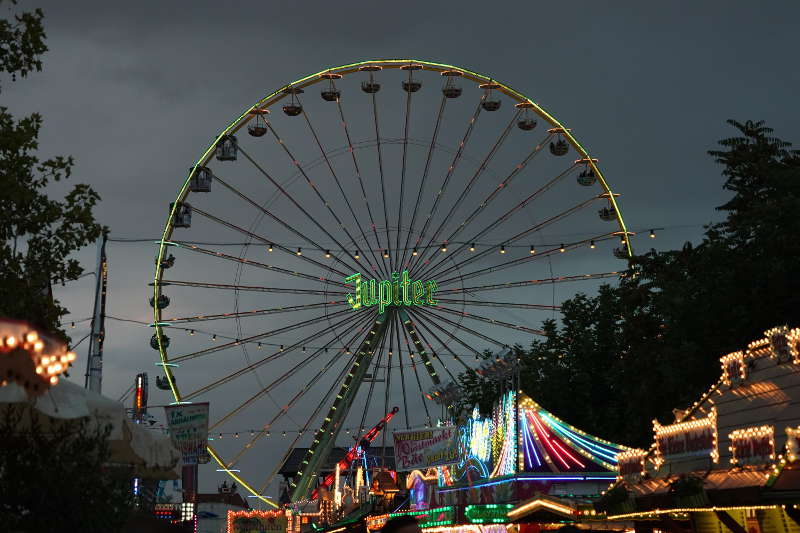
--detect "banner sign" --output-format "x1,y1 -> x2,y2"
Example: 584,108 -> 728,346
393,427 -> 459,471
654,408 -> 718,465
164,402 -> 210,464
729,425 -> 775,466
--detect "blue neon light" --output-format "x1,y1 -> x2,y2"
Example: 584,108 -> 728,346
521,414 -> 541,468
435,475 -> 615,493
541,414 -> 619,463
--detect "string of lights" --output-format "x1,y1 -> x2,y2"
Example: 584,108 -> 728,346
107,226 -> 674,253
105,314 -> 544,363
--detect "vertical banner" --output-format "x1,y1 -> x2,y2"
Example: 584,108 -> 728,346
393,427 -> 459,471
164,402 -> 210,464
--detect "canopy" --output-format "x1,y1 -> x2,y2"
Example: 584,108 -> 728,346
0,378 -> 181,479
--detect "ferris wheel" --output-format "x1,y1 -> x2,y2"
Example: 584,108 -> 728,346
151,59 -> 632,507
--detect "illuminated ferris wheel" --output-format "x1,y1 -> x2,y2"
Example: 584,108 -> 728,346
151,59 -> 632,507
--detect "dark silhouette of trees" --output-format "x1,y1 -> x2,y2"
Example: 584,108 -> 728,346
455,120 -> 800,447
0,0 -> 105,339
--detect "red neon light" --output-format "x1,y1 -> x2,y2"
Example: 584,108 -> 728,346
311,406 -> 399,499
529,412 -> 570,469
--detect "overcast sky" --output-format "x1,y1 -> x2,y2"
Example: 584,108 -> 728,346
5,1 -> 799,497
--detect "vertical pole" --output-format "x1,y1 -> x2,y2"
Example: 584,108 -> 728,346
85,233 -> 108,392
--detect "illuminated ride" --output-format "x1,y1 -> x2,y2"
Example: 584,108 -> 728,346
151,59 -> 632,507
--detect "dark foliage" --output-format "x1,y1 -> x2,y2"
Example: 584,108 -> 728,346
0,406 -> 134,532
0,1 -> 105,339
455,120 -> 800,447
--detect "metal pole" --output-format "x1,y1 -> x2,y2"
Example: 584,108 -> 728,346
85,233 -> 108,392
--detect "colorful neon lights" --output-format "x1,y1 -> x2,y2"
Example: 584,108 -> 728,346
465,504 -> 515,524
489,391 -> 517,477
345,271 -> 438,313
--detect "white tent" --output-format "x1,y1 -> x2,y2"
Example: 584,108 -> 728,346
0,378 -> 181,479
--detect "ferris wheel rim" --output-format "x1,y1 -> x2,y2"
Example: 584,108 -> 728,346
151,58 -> 634,507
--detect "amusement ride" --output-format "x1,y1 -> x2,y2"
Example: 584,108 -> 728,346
150,59 -> 633,508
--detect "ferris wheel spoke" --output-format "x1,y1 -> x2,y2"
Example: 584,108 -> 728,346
400,94 -> 447,269
436,271 -> 622,296
171,306 -> 360,365
334,98 -> 391,277
392,313 -> 411,429
168,240 -> 347,288
406,307 -> 483,361
161,301 -> 346,324
413,306 -> 509,350
253,345 -> 360,489
415,158 -> 577,280
412,132 -> 554,279
410,109 -> 521,273
428,196 -> 601,283
400,311 -> 460,382
368,82 -> 394,273
236,143 -> 373,275
299,104 -> 388,278
380,317 -> 395,458
394,68 -> 417,274
430,303 -> 545,336
355,316 -> 391,441
157,279 -> 347,297
398,310 -> 441,386
407,98 -> 485,274
210,310 -> 376,432
189,205 -> 349,278
437,233 -> 617,287
183,308 -> 372,401
209,173 -> 356,276
398,315 -> 432,426
436,298 -> 560,311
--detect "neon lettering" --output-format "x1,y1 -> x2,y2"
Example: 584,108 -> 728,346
346,271 -> 438,312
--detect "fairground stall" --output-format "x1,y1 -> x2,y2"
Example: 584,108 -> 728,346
596,325 -> 800,533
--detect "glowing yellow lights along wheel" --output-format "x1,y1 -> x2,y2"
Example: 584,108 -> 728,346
152,59 -> 632,506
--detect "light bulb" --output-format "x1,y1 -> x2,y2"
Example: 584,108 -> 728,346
500,245 -> 506,254
296,247 -> 302,256
469,243 -> 475,252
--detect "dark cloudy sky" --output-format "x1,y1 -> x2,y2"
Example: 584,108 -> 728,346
5,1 -> 799,498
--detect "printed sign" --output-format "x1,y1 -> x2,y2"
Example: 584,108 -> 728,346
393,427 -> 459,471
654,408 -> 718,465
164,402 -> 210,464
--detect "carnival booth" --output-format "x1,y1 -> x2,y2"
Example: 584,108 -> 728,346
598,325 -> 800,533
358,380 -> 630,533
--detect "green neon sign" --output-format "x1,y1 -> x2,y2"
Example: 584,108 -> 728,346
345,270 -> 437,313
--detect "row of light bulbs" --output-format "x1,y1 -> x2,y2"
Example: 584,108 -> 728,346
212,426 -> 377,439
266,230 -> 657,258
